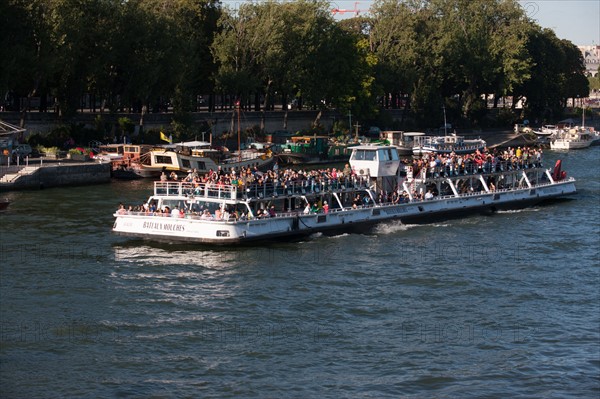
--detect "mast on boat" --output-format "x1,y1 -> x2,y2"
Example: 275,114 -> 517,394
443,104 -> 448,136
236,99 -> 241,162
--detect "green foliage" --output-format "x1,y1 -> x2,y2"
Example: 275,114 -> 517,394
36,145 -> 60,155
2,0 -> 591,130
118,117 -> 135,135
589,76 -> 600,91
496,108 -> 518,126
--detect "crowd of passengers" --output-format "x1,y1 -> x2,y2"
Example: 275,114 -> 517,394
157,145 -> 542,190
118,145 -> 544,218
160,162 -> 358,190
412,146 -> 543,178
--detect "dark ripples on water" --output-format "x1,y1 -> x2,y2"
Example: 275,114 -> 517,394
1,148 -> 599,398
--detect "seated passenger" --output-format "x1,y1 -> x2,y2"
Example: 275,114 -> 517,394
200,209 -> 213,220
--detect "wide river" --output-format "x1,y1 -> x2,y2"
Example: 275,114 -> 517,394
1,147 -> 599,398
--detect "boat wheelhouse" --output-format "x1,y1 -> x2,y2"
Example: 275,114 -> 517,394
113,144 -> 577,245
381,131 -> 425,156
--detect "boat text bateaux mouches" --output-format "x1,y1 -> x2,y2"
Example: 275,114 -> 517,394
112,145 -> 577,245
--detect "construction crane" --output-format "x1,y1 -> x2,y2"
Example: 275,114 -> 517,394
331,2 -> 363,16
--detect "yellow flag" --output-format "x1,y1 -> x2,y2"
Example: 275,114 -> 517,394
160,131 -> 170,143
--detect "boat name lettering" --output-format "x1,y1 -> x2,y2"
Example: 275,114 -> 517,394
142,221 -> 186,232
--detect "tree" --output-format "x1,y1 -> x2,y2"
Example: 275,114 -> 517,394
515,27 -> 588,121
1,1 -> 57,123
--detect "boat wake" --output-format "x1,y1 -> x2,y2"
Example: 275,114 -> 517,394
113,245 -> 238,269
328,233 -> 351,239
496,208 -> 541,214
374,221 -> 420,235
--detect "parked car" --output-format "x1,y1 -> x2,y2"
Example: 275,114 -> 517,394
12,144 -> 32,157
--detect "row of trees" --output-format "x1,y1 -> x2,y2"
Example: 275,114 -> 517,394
0,0 -> 592,133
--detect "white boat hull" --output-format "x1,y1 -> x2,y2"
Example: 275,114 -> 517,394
113,179 -> 576,245
550,140 -> 593,150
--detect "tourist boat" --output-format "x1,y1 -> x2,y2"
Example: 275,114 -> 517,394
131,141 -> 274,178
381,131 -> 425,156
412,134 -> 487,156
549,127 -> 594,150
112,144 -> 577,245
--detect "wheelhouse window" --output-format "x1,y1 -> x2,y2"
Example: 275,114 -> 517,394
351,150 -> 376,161
155,155 -> 173,164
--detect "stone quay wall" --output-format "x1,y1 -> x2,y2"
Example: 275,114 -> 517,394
0,109 -> 405,137
1,163 -> 111,190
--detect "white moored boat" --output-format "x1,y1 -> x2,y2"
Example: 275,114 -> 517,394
412,134 -> 487,156
549,107 -> 597,150
550,127 -> 594,150
112,144 -> 577,245
532,124 -> 560,137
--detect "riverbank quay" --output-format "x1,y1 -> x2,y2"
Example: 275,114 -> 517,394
0,159 -> 111,191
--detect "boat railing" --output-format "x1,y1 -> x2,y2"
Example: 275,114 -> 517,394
153,176 -> 371,200
411,159 -> 544,179
244,176 -> 369,199
154,181 -> 240,199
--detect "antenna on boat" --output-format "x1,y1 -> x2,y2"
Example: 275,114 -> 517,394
236,99 -> 241,162
443,104 -> 448,136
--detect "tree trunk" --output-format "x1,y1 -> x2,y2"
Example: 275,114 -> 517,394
313,110 -> 322,128
260,80 -> 272,133
139,104 -> 147,133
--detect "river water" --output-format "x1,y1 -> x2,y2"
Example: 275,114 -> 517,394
1,147 -> 599,398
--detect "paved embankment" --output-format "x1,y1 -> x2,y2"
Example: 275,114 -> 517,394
0,161 -> 111,191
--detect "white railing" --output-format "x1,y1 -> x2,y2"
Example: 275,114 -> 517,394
153,177 -> 371,200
